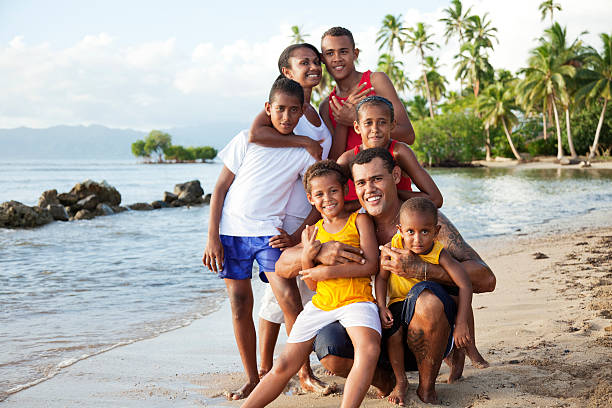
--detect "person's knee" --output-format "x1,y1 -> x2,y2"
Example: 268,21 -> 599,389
229,290 -> 252,319
413,291 -> 446,332
320,355 -> 352,377
355,338 -> 381,363
270,354 -> 293,376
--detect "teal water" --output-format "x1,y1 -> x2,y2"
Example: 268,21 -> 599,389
1,160 -> 611,397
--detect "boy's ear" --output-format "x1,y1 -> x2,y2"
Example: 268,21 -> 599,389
353,48 -> 360,61
265,101 -> 272,117
392,165 -> 401,185
433,224 -> 441,238
281,67 -> 292,79
306,192 -> 314,205
353,119 -> 361,135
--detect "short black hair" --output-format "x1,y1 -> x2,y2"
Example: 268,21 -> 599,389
321,26 -> 355,48
278,43 -> 321,74
350,147 -> 396,175
356,95 -> 394,122
303,160 -> 348,193
269,77 -> 304,106
400,197 -> 438,225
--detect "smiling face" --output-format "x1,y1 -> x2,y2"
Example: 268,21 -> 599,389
354,104 -> 395,149
352,156 -> 401,218
320,35 -> 358,81
265,92 -> 303,135
282,47 -> 322,90
307,173 -> 346,219
398,210 -> 440,255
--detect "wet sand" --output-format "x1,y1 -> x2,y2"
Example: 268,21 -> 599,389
3,217 -> 611,407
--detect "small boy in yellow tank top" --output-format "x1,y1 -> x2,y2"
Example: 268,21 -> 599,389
375,197 -> 473,406
242,160 -> 381,408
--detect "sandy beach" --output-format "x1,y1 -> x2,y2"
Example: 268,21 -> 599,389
4,211 -> 612,407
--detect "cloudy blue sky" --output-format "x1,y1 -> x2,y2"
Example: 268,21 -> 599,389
1,0 -> 610,130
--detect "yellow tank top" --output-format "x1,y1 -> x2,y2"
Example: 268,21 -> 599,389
387,233 -> 444,306
310,212 -> 375,311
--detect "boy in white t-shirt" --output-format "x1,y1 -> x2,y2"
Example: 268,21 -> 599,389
202,77 -> 316,401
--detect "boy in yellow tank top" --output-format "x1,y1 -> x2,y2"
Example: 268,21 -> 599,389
375,197 -> 473,406
243,160 -> 380,408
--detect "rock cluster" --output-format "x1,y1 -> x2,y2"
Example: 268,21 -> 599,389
0,179 -> 208,229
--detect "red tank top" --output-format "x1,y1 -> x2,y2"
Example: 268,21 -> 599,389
345,140 -> 413,201
329,70 -> 375,151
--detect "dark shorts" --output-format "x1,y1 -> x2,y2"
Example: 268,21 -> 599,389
218,235 -> 281,283
313,281 -> 456,371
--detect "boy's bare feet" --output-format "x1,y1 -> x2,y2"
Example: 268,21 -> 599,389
416,384 -> 438,404
466,344 -> 490,368
258,367 -> 270,379
387,377 -> 407,406
444,347 -> 465,384
298,366 -> 334,395
224,380 -> 258,400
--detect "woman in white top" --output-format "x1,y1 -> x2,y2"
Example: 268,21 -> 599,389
248,43 -> 332,394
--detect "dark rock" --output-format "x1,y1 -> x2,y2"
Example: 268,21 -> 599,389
174,180 -> 203,204
203,193 -> 211,204
163,192 -> 178,203
47,203 -> 69,221
70,180 -> 121,206
66,205 -> 80,217
57,193 -> 78,206
111,205 -> 128,213
38,189 -> 60,208
95,203 -> 114,216
0,201 -> 53,228
73,209 -> 95,220
76,194 -> 99,211
151,200 -> 169,209
128,202 -> 154,211
170,199 -> 185,207
559,157 -> 580,165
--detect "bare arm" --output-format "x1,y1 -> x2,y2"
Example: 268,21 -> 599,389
202,166 -> 235,272
300,225 -> 320,291
394,143 -> 443,208
375,261 -> 394,329
371,71 -> 415,145
438,249 -> 472,348
320,98 -> 346,161
248,109 -> 323,160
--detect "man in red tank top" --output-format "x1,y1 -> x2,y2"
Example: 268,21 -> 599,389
318,27 -> 416,161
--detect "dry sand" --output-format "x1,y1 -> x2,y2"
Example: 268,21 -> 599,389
4,221 -> 611,407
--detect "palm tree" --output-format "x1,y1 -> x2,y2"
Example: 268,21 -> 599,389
376,14 -> 408,57
289,25 -> 309,44
406,22 -> 438,119
440,0 -> 473,44
539,1 -> 562,25
454,41 -> 493,98
576,33 -> 612,159
465,14 -> 498,50
405,95 -> 430,120
478,82 -> 522,160
414,57 -> 448,108
377,53 -> 410,96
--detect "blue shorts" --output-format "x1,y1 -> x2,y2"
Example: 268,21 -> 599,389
218,235 -> 281,282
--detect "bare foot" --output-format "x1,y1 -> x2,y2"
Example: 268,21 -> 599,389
372,367 -> 395,398
387,378 -> 407,406
444,347 -> 465,384
323,369 -> 335,376
466,344 -> 490,369
258,367 -> 270,379
416,384 -> 438,404
299,367 -> 335,395
224,380 -> 258,401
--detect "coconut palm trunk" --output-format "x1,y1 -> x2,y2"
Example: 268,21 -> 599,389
589,98 -> 609,159
542,102 -> 548,140
565,108 -> 577,158
422,69 -> 435,119
485,126 -> 492,161
501,117 -> 522,160
551,97 -> 564,160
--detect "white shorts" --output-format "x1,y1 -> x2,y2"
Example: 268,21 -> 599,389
258,214 -> 315,324
287,301 -> 381,343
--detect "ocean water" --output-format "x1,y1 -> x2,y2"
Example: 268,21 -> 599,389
1,160 -> 611,398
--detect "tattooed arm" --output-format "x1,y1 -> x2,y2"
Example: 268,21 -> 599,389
379,211 -> 496,293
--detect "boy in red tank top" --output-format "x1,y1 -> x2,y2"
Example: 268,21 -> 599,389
318,27 -> 415,160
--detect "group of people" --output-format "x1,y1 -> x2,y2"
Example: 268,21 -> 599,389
202,27 -> 496,407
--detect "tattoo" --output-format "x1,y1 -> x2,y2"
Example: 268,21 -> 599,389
438,211 -> 481,263
406,328 -> 428,360
400,255 -> 426,279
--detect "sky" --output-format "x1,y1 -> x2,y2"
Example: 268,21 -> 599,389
1,0 -> 610,130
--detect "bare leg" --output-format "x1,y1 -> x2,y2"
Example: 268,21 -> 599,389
406,290 -> 451,404
265,272 -> 331,394
242,340 -> 315,408
444,346 -> 465,384
465,307 -> 489,368
258,318 -> 281,377
386,327 -> 407,406
224,278 -> 259,400
342,326 -> 381,408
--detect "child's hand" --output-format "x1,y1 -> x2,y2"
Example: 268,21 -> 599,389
301,225 -> 321,260
453,321 -> 471,349
299,266 -> 328,282
202,237 -> 224,273
269,228 -> 296,250
379,306 -> 394,329
305,138 -> 324,160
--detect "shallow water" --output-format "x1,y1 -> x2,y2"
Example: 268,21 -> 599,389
1,160 -> 611,396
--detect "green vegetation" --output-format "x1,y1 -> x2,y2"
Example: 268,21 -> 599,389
131,130 -> 217,163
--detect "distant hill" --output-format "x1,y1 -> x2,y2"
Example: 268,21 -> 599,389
0,122 -> 249,160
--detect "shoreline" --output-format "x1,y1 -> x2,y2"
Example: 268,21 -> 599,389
3,211 -> 612,407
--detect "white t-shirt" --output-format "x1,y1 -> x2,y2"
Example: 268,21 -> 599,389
218,130 -> 316,237
285,113 -> 332,218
